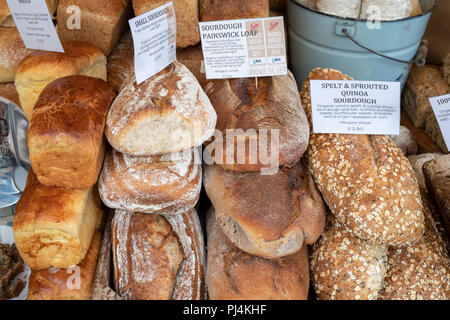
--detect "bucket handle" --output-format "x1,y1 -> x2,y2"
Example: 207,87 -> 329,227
341,29 -> 427,66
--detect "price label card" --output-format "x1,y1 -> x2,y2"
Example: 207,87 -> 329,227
310,80 -> 401,135
199,17 -> 287,79
429,93 -> 450,150
6,0 -> 63,52
129,1 -> 176,84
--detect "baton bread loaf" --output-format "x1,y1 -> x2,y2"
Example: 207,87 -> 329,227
300,68 -> 424,246
28,75 -> 115,189
0,28 -> 31,83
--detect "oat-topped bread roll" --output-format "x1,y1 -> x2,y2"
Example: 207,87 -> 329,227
176,45 -> 206,89
105,61 -> 217,156
0,0 -> 58,27
132,0 -> 199,48
112,209 -> 206,300
28,75 -> 115,189
360,0 -> 416,20
0,28 -> 31,83
204,159 -> 326,259
311,218 -> 388,300
200,0 -> 269,21
13,171 -> 103,270
57,0 -> 132,56
27,232 -> 102,300
380,205 -> 450,300
206,208 -> 309,300
99,148 -> 201,215
15,41 -> 107,120
300,68 -> 424,246
107,30 -> 134,93
204,73 -> 309,172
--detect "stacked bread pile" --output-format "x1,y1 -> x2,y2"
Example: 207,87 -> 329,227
301,68 -> 449,300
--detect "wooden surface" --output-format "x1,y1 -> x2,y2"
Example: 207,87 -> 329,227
401,109 -> 442,154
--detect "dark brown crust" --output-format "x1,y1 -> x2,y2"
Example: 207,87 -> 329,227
107,30 -> 134,93
200,0 -> 269,21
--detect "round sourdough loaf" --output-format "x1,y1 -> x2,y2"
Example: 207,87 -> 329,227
203,159 -> 326,259
99,147 -> 201,215
105,61 -> 217,156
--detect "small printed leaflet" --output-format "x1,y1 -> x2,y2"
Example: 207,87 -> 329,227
129,1 -> 177,84
310,80 -> 401,135
6,0 -> 63,52
199,17 -> 287,79
429,93 -> 450,150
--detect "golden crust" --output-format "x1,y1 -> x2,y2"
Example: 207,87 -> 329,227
0,27 -> 31,83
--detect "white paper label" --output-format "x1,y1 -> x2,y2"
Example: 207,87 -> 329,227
310,80 -> 401,135
199,17 -> 287,79
429,93 -> 450,150
6,0 -> 63,52
129,2 -> 176,84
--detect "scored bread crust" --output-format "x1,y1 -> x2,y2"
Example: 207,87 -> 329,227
205,208 -> 309,300
203,159 -> 326,259
300,68 -> 424,246
105,61 -> 217,156
98,147 -> 201,215
0,27 -> 31,83
200,0 -> 270,21
204,72 -> 309,172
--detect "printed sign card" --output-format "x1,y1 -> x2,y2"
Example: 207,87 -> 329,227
429,93 -> 450,150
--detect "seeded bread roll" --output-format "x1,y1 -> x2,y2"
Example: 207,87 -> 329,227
99,148 -> 201,215
107,30 -> 134,93
0,28 -> 31,83
206,208 -> 309,300
15,41 -> 107,121
311,218 -> 388,300
200,0 -> 269,21
300,68 -> 424,246
112,209 -> 206,300
0,0 -> 58,27
132,0 -> 199,48
203,159 -> 326,259
204,73 -> 309,172
105,61 -> 217,156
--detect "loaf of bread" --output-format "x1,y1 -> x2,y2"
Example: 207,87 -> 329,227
206,208 -> 309,300
410,0 -> 422,16
176,45 -> 206,89
300,68 -> 424,246
389,125 -> 417,156
132,0 -> 199,48
0,0 -> 58,27
0,83 -> 20,105
360,0 -> 413,20
99,148 -> 201,215
203,73 -> 309,172
402,65 -> 449,128
443,53 -> 450,86
57,0 -> 132,56
0,28 -> 31,83
408,153 -> 440,193
317,0 -> 361,19
28,75 -> 115,189
204,159 -> 326,259
27,232 -> 102,300
107,30 -> 134,93
200,0 -> 269,21
380,205 -> 450,300
105,61 -> 217,156
425,113 -> 449,153
15,41 -> 107,120
13,171 -> 103,270
423,154 -> 450,241
311,218 -> 388,300
112,209 -> 206,300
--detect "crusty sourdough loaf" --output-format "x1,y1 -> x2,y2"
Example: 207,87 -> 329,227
0,0 -> 58,27
105,61 -> 217,156
206,208 -> 309,300
28,75 -> 115,189
98,147 -> 201,215
0,83 -> 20,106
15,41 -> 107,121
204,73 -> 309,172
176,45 -> 206,89
200,0 -> 269,21
203,159 -> 326,259
402,65 -> 449,128
389,125 -> 417,156
0,28 -> 31,83
132,0 -> 199,48
27,231 -> 102,300
107,30 -> 134,93
57,0 -> 132,56
300,68 -> 424,246
13,171 -> 103,270
112,209 -> 206,300
311,218 -> 388,300
425,112 -> 449,153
